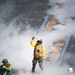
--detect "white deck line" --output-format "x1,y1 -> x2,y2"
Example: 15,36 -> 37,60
56,36 -> 71,64
39,14 -> 50,31
39,13 -> 71,65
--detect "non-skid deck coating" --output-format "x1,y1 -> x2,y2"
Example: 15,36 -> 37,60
44,15 -> 64,64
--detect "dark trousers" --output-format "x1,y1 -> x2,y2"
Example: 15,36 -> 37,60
32,57 -> 43,72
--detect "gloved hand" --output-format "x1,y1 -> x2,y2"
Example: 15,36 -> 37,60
32,37 -> 35,40
2,66 -> 6,68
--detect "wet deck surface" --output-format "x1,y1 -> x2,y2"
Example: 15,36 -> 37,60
0,0 -> 48,28
61,36 -> 75,67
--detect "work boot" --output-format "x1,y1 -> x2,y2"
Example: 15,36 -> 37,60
32,69 -> 35,73
32,65 -> 35,73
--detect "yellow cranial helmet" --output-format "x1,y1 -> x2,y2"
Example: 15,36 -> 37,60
37,39 -> 42,44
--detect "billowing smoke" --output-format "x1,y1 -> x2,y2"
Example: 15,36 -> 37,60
0,20 -> 38,74
45,0 -> 75,47
42,0 -> 75,75
48,0 -> 75,23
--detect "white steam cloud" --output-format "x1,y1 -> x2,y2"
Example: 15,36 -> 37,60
48,0 -> 75,23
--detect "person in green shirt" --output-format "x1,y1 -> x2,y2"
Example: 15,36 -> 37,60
0,58 -> 12,75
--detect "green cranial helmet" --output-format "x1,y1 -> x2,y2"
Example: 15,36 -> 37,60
2,58 -> 8,63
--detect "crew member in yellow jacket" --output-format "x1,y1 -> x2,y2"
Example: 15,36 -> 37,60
30,37 -> 45,72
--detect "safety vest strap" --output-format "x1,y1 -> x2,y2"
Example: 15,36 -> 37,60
34,44 -> 43,58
